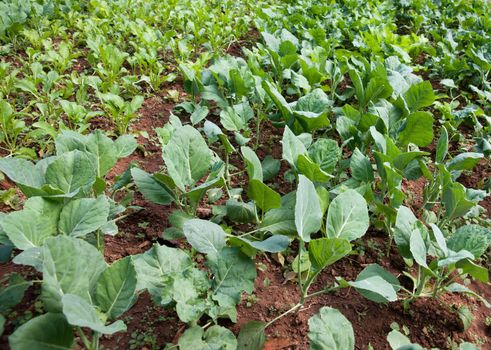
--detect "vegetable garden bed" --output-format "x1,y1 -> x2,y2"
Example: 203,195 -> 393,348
0,0 -> 490,349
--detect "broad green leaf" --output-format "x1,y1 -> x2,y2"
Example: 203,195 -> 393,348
349,276 -> 398,303
45,150 -> 96,195
131,168 -> 175,205
350,148 -> 373,182
326,190 -> 369,241
403,81 -> 436,112
446,152 -> 484,172
226,200 -> 256,223
242,146 -> 263,182
262,156 -> 280,182
282,126 -> 307,167
163,125 -> 212,191
456,259 -> 489,283
297,155 -> 332,182
353,264 -> 400,303
58,196 -> 110,238
308,139 -> 340,174
237,321 -> 266,350
410,229 -> 428,268
172,273 -> 209,323
445,283 -> 490,308
42,236 -> 107,312
260,208 -> 296,235
447,225 -> 491,259
295,175 -> 322,242
263,81 -> 292,120
2,197 -> 61,250
183,219 -> 227,254
62,294 -> 126,335
9,313 -> 73,350
308,238 -> 351,271
436,126 -> 448,163
86,130 -> 118,177
308,307 -> 354,350
442,183 -> 475,220
398,111 -> 434,147
114,134 -> 137,158
207,247 -> 256,305
0,273 -> 32,313
387,330 -> 423,350
437,249 -> 474,267
94,256 -> 137,319
178,325 -> 237,350
133,244 -> 193,304
191,105 -> 209,125
248,179 -> 281,212
429,224 -> 448,256
0,158 -> 44,191
237,235 -> 290,253
220,102 -> 253,132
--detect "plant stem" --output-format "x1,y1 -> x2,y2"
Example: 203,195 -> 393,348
77,328 -> 92,350
264,303 -> 302,329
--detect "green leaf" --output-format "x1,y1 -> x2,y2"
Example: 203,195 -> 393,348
0,273 -> 32,313
295,175 -> 322,242
446,152 -> 484,172
1,197 -> 60,250
133,244 -> 193,304
403,81 -> 436,112
94,256 -> 137,319
114,134 -> 137,158
0,314 -> 4,336
237,235 -> 290,253
9,313 -> 73,350
248,179 -> 281,212
297,155 -> 332,182
350,148 -> 373,182
242,146 -> 263,182
226,200 -> 256,223
350,264 -> 399,303
442,183 -> 475,220
183,219 -> 227,254
237,321 -> 266,350
349,276 -> 398,303
456,259 -> 489,283
282,126 -> 307,167
308,238 -> 351,271
410,229 -> 428,268
163,125 -> 212,191
191,105 -> 209,125
62,294 -> 126,335
207,247 -> 256,305
42,236 -> 107,312
447,225 -> 491,259
326,190 -> 369,241
398,111 -> 434,147
436,126 -> 448,163
308,139 -> 340,174
260,208 -> 296,235
58,196 -> 110,238
45,150 -> 96,195
262,156 -> 280,182
387,330 -> 423,350
445,283 -> 490,308
131,168 -> 175,205
86,130 -> 118,177
308,307 -> 354,350
0,158 -> 45,192
178,325 -> 237,350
